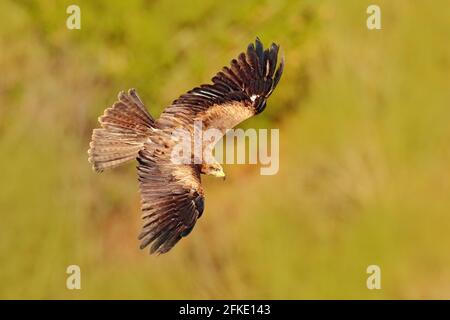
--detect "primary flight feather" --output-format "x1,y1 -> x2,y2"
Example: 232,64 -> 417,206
88,38 -> 284,254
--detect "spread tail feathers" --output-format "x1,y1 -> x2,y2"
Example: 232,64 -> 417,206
88,89 -> 154,172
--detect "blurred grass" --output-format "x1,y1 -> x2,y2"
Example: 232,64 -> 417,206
0,0 -> 449,299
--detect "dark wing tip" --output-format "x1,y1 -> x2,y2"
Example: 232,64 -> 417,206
255,37 -> 265,62
250,38 -> 284,98
255,37 -> 262,49
273,53 -> 284,89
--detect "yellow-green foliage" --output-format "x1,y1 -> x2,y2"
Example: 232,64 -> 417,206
0,0 -> 449,299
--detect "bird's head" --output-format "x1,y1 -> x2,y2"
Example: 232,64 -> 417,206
201,162 -> 226,180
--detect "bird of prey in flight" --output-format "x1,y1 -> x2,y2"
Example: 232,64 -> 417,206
88,38 -> 284,254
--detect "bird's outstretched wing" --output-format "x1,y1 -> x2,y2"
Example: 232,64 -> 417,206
157,38 -> 284,134
137,145 -> 204,254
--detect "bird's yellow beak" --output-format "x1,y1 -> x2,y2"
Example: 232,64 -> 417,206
215,169 -> 226,180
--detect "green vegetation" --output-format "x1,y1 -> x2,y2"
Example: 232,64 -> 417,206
0,0 -> 449,299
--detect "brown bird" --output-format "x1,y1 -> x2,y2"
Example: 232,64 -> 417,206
88,38 -> 284,254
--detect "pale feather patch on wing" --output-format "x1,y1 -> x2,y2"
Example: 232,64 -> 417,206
197,101 -> 255,133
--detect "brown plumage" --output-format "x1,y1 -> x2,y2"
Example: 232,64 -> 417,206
88,38 -> 284,254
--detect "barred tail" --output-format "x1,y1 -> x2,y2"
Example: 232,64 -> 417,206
88,89 -> 154,172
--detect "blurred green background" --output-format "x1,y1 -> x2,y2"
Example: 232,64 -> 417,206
0,0 -> 449,299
